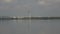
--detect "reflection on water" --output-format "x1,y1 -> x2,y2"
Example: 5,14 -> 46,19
0,20 -> 60,34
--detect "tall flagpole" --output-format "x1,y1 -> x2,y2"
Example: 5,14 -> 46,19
28,6 -> 32,34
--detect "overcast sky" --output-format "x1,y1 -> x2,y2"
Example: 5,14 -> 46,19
0,0 -> 60,17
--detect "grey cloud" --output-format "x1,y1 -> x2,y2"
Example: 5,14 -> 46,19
0,0 -> 60,16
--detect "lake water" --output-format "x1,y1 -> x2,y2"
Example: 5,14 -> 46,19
0,20 -> 60,34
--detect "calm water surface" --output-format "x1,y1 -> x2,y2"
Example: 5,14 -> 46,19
0,20 -> 60,34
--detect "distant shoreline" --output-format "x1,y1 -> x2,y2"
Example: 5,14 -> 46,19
0,17 -> 60,20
